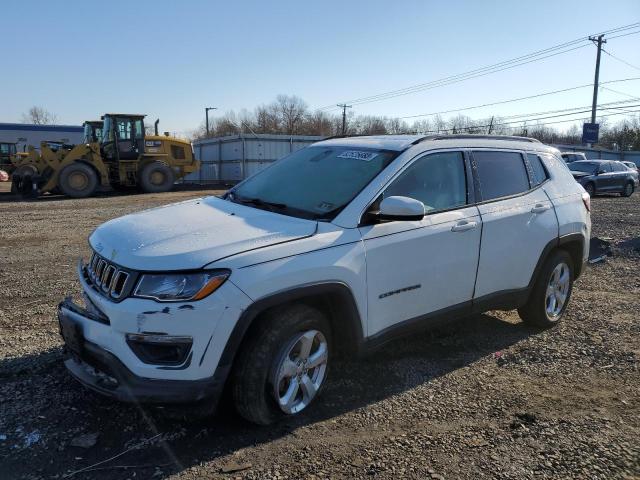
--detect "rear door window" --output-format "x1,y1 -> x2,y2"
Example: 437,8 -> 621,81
599,163 -> 612,173
473,151 -> 530,201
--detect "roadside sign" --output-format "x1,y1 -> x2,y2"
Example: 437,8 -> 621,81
582,123 -> 599,144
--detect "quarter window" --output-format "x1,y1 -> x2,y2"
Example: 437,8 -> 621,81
527,153 -> 549,187
473,151 -> 530,201
612,162 -> 626,172
383,151 -> 467,212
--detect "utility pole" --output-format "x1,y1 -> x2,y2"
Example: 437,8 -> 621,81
589,34 -> 606,125
487,116 -> 495,134
205,107 -> 217,137
337,104 -> 352,136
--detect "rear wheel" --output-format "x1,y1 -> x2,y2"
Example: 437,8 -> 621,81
231,304 -> 331,425
584,182 -> 595,196
139,162 -> 175,193
621,181 -> 634,197
518,250 -> 573,328
59,162 -> 98,198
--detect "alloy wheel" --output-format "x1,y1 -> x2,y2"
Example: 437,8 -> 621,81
272,329 -> 328,414
545,262 -> 570,320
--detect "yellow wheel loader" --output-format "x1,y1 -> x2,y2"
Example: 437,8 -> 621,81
11,114 -> 198,198
0,142 -> 22,174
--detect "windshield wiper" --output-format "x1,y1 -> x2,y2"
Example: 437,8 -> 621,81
235,196 -> 288,211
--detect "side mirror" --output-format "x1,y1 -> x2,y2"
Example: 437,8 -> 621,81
378,196 -> 425,221
597,169 -> 605,175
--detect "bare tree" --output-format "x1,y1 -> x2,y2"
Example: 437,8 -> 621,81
274,95 -> 308,134
22,106 -> 58,125
255,104 -> 281,133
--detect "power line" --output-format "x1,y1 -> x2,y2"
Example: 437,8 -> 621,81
318,22 -> 640,110
319,44 -> 591,109
500,108 -> 640,130
409,108 -> 640,134
602,48 -> 640,71
462,103 -> 640,127
606,29 -> 640,41
496,100 -> 639,122
600,85 -> 640,100
395,77 -> 640,119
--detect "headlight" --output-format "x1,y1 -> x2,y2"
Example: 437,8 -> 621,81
133,270 -> 230,302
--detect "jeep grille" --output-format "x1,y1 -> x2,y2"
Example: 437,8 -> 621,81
86,252 -> 136,300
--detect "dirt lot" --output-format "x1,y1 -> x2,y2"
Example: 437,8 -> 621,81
0,187 -> 638,480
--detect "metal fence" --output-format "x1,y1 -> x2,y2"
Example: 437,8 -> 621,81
182,137 -> 640,184
553,144 -> 640,166
184,134 -> 325,184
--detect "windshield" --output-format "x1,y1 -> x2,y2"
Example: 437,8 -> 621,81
568,162 -> 598,174
228,145 -> 399,220
101,116 -> 113,144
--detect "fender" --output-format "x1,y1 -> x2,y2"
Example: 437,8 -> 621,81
213,281 -> 365,384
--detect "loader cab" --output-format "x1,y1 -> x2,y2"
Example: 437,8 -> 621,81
0,142 -> 17,160
101,114 -> 145,161
83,121 -> 104,144
0,142 -> 18,170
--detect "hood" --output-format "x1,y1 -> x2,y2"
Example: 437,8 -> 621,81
89,196 -> 317,271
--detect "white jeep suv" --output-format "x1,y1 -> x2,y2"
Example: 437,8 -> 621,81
59,135 -> 591,424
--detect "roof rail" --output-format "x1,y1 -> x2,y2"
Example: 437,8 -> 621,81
425,134 -> 541,143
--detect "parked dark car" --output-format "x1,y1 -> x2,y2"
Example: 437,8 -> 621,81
568,160 -> 636,197
561,152 -> 587,163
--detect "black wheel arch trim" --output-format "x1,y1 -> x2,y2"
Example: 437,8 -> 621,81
214,281 -> 365,384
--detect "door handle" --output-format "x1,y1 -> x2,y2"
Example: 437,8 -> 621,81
451,220 -> 477,232
531,204 -> 550,214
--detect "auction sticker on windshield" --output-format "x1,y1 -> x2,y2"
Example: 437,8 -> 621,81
337,150 -> 379,161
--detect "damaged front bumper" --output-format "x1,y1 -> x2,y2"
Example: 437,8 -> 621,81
58,297 -> 227,405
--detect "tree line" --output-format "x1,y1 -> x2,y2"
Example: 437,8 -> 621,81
192,95 -> 640,150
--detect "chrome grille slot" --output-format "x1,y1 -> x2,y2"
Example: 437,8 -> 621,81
84,251 -> 136,301
101,265 -> 116,292
96,260 -> 106,282
111,271 -> 129,299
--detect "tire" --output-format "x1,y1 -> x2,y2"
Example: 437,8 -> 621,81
139,162 -> 175,193
231,304 -> 332,425
621,181 -> 634,197
58,162 -> 98,198
584,182 -> 595,196
518,250 -> 574,328
11,165 -> 39,195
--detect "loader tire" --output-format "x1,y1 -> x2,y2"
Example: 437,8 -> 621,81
59,162 -> 98,198
139,162 -> 175,193
12,165 -> 39,196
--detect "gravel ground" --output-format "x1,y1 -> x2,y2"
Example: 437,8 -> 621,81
0,188 -> 638,480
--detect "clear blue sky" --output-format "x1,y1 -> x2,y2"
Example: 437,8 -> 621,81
1,0 -> 639,135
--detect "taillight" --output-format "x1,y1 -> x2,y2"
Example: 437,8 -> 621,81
582,192 -> 591,213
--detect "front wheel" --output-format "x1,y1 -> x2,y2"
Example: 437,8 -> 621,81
58,162 -> 98,198
518,250 -> 574,328
622,181 -> 634,197
231,304 -> 331,425
584,182 -> 595,196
